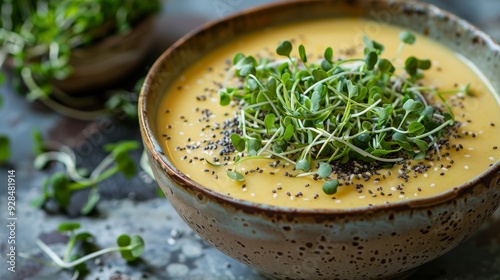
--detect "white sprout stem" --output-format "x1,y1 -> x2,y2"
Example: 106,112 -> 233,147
350,99 -> 382,117
258,127 -> 282,157
90,152 -> 116,179
411,119 -> 454,140
70,271 -> 80,280
301,133 -> 323,159
34,152 -> 86,181
255,58 -> 290,70
264,150 -> 296,165
372,126 -> 408,134
336,138 -> 404,163
303,127 -> 404,163
140,149 -> 155,180
302,71 -> 365,96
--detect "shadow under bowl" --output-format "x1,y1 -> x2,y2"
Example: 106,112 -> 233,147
139,0 -> 500,279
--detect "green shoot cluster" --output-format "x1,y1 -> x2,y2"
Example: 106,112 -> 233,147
220,32 -> 458,194
0,0 -> 159,119
32,133 -> 140,215
20,222 -> 144,278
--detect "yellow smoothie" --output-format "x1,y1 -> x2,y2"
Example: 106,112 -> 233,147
156,18 -> 500,209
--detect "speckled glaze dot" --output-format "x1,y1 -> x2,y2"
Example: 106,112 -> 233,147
140,0 -> 500,279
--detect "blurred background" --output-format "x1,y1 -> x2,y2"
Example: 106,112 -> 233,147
0,0 -> 499,279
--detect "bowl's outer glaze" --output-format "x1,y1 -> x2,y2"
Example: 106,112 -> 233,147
139,0 -> 500,279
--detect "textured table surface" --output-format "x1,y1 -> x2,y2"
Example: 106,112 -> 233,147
1,1 -> 499,279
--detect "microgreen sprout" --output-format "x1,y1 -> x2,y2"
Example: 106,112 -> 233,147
0,94 -> 10,164
220,31 -> 467,195
32,137 -> 140,215
0,135 -> 9,164
19,222 -> 145,279
0,1 -> 159,119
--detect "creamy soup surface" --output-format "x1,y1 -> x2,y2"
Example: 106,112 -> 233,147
156,18 -> 500,209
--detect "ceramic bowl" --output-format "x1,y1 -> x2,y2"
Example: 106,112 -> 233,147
139,1 -> 500,279
52,16 -> 155,94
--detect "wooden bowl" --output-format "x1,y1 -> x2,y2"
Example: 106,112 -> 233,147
139,1 -> 500,279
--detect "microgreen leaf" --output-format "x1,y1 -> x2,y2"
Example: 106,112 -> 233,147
58,222 -> 81,232
116,234 -> 145,261
230,134 -> 245,152
296,159 -> 311,172
405,56 -> 418,76
129,236 -> 146,259
392,132 -> 412,151
298,44 -> 307,63
317,162 -> 332,179
322,179 -> 339,195
205,159 -> 222,167
377,106 -> 394,127
32,129 -> 45,155
233,53 -> 245,64
408,122 -> 425,136
246,137 -> 262,156
226,170 -> 245,181
117,235 -> 133,261
414,139 -> 429,152
363,34 -> 385,54
239,64 -> 255,77
399,31 -> 416,45
0,135 -> 10,164
417,59 -> 431,70
283,124 -> 294,142
105,141 -> 139,178
264,114 -> 276,135
365,51 -> 378,70
51,172 -> 72,209
420,106 -> 434,122
74,232 -> 94,242
276,40 -> 292,57
378,59 -> 394,73
220,90 -> 232,106
324,47 -> 333,63
403,99 -> 424,114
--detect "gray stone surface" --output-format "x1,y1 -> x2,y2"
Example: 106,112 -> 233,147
1,1 -> 499,279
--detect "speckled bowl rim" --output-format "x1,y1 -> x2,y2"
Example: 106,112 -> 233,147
140,0 -> 500,215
